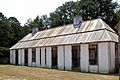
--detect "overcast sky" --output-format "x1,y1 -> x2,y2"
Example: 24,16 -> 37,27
0,0 -> 119,25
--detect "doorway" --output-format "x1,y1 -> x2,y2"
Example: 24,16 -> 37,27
51,46 -> 58,69
15,49 -> 18,65
72,45 -> 80,70
115,43 -> 119,73
25,49 -> 28,66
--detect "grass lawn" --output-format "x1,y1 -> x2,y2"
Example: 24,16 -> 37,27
0,65 -> 119,80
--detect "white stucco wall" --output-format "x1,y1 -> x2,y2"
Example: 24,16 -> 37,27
36,48 -> 40,67
58,46 -> 65,70
21,49 -> 25,66
65,45 -> 72,70
13,50 -> 16,64
10,50 -> 13,64
98,43 -> 110,73
46,47 -> 51,68
41,47 -> 46,67
31,62 -> 36,67
18,49 -> 22,65
28,48 -> 32,66
89,65 -> 98,73
81,44 -> 89,72
109,42 -> 115,73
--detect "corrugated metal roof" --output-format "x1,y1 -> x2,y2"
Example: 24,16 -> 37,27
10,18 -> 118,49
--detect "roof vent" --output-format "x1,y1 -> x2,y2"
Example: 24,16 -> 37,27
32,27 -> 38,36
73,16 -> 82,28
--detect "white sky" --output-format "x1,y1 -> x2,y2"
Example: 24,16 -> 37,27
0,0 -> 119,25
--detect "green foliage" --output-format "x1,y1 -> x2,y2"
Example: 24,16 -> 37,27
0,0 -> 120,51
116,9 -> 120,21
25,0 -> 120,28
8,17 -> 24,47
49,1 -> 77,28
24,15 -> 44,31
0,12 -> 13,47
0,12 -> 30,48
0,47 -> 9,56
49,0 -> 119,28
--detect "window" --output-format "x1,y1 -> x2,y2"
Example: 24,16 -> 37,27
32,48 -> 36,62
89,44 -> 98,65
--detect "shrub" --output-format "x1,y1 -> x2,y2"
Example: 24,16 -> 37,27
0,47 -> 9,57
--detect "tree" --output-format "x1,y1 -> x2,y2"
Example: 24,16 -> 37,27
41,15 -> 50,29
0,12 -> 28,48
8,17 -> 23,46
49,1 -> 77,28
76,0 -> 119,27
49,0 -> 119,28
24,16 -> 44,31
116,9 -> 120,21
0,0 -> 119,49
0,12 -> 12,47
76,0 -> 97,20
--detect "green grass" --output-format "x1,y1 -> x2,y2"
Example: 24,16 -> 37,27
0,65 -> 119,80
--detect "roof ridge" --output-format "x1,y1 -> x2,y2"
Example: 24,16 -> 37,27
29,18 -> 102,34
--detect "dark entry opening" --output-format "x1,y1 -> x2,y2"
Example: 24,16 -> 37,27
15,50 -> 18,65
45,48 -> 46,66
89,44 -> 98,65
25,49 -> 28,66
32,48 -> 36,62
40,48 -> 41,65
115,43 -> 119,73
51,46 -> 58,69
72,45 -> 80,70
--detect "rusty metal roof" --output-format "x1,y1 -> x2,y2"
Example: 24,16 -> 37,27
10,18 -> 118,49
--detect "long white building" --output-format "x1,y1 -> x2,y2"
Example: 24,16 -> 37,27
10,18 -> 118,74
